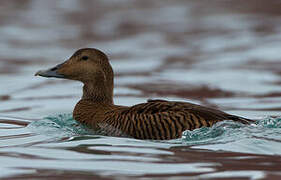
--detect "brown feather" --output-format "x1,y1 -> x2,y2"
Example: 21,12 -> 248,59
36,48 -> 254,140
73,99 -> 253,140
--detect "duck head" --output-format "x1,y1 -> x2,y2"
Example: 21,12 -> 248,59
35,48 -> 114,103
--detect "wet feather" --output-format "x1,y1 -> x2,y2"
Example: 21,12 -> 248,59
36,48 -> 254,140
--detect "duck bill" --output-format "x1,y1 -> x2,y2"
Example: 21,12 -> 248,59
35,63 -> 65,78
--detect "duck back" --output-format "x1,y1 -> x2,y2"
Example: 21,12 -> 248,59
74,99 -> 253,140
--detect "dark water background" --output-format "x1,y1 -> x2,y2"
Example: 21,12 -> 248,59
0,1 -> 281,179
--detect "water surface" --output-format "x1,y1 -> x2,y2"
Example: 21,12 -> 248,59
0,0 -> 281,179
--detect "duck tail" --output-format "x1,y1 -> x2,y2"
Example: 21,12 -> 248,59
227,115 -> 255,124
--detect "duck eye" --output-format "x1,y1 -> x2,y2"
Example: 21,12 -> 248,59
81,56 -> 88,61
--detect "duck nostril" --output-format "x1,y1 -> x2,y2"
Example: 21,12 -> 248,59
50,67 -> 58,71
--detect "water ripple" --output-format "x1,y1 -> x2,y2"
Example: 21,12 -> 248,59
27,114 -> 281,156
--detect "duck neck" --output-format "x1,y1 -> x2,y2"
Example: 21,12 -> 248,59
82,81 -> 113,104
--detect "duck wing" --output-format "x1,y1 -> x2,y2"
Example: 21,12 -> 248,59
101,99 -> 252,140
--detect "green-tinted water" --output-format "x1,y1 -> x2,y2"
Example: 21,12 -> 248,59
1,0 -> 281,179
28,114 -> 281,155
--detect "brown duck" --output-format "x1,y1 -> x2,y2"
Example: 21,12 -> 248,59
35,48 -> 253,140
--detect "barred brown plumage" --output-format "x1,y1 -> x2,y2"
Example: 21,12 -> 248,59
35,48 -> 254,140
